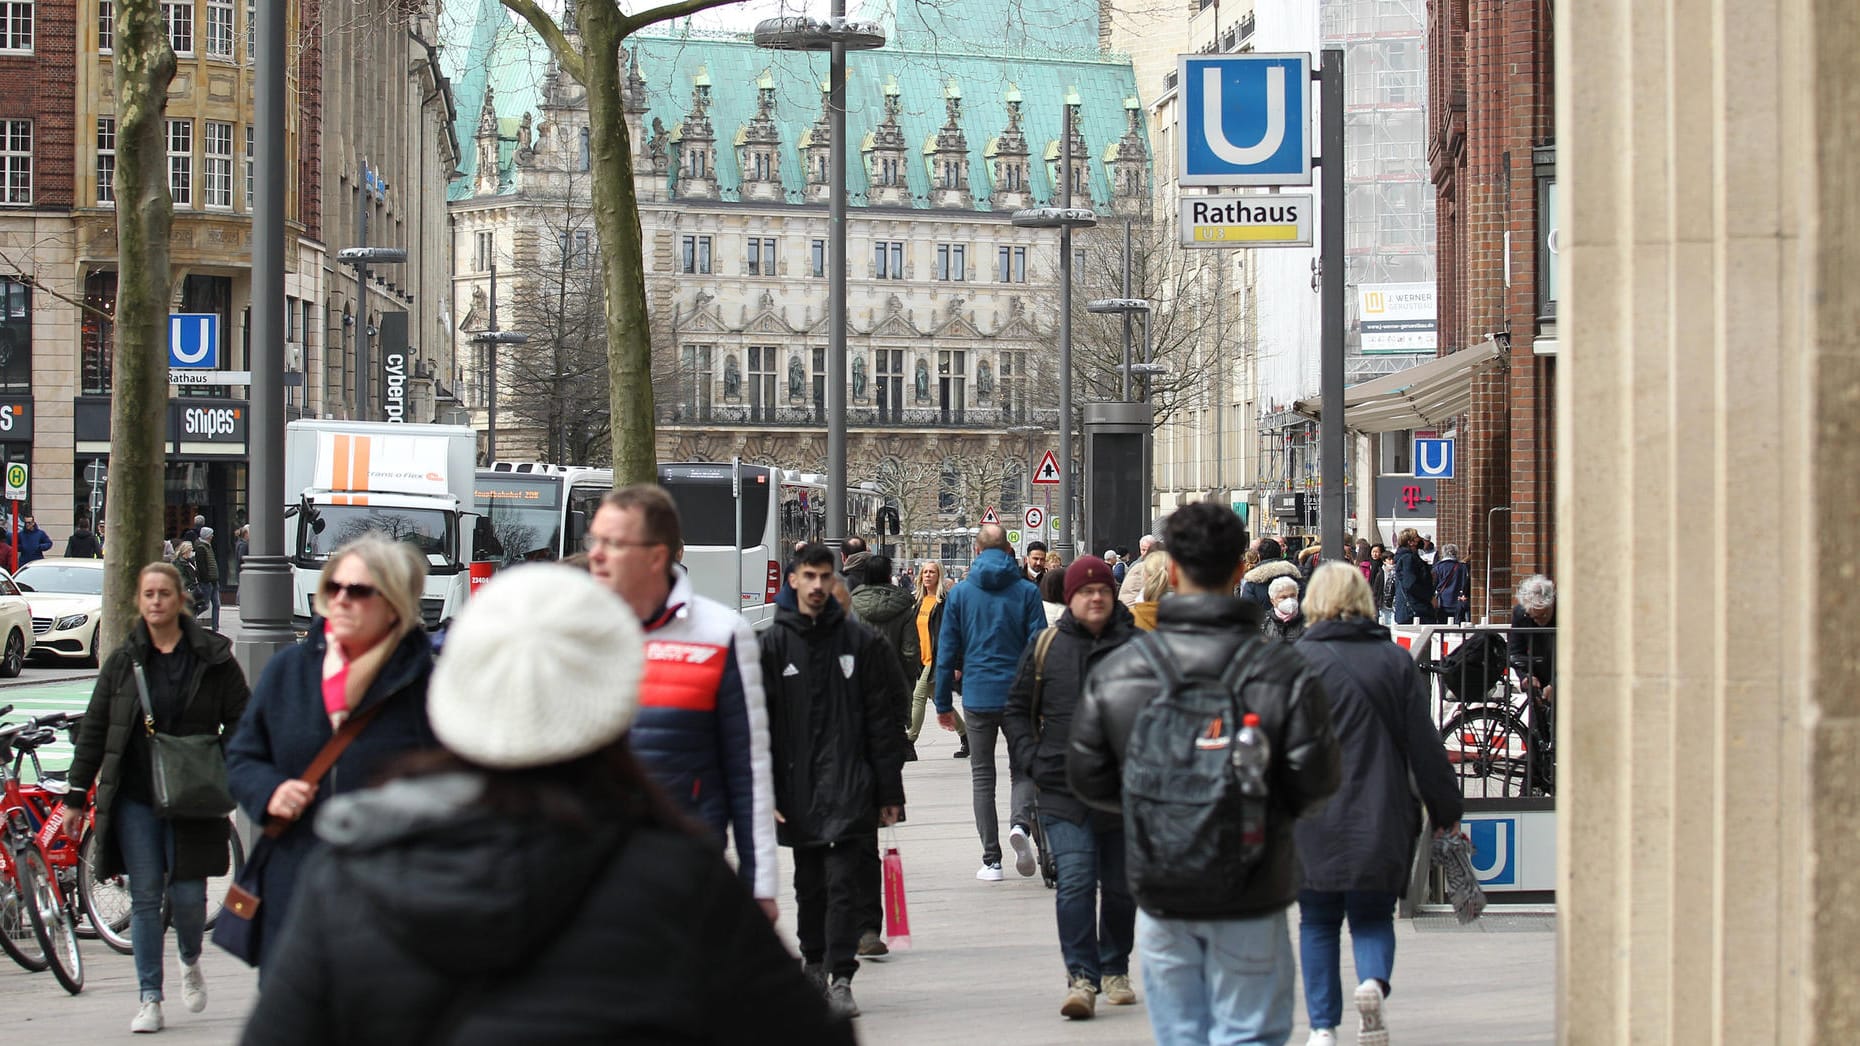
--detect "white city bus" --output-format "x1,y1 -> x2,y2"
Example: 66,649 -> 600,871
474,462 -> 882,630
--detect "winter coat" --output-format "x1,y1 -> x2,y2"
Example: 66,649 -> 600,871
1432,557 -> 1471,619
241,774 -> 852,1046
1003,602 -> 1138,825
1129,601 -> 1159,631
63,616 -> 250,881
1262,609 -> 1307,643
16,525 -> 51,565
1392,547 -> 1437,624
1293,618 -> 1462,893
225,624 -> 438,966
933,548 -> 1046,714
64,529 -> 103,559
197,541 -> 221,585
758,596 -> 909,847
1068,594 -> 1341,919
850,581 -> 920,694
1375,561 -> 1397,611
1238,557 -> 1303,610
1508,605 -> 1557,687
173,555 -> 200,592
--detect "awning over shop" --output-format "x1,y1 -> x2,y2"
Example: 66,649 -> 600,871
1293,341 -> 1503,433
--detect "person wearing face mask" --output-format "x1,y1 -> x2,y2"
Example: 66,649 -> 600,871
1262,576 -> 1307,643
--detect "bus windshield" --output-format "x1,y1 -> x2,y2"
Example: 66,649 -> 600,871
660,466 -> 771,549
299,505 -> 454,568
473,476 -> 563,564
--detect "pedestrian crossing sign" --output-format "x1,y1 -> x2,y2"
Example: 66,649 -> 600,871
1033,450 -> 1061,485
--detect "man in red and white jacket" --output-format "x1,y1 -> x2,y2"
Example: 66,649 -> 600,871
588,485 -> 778,919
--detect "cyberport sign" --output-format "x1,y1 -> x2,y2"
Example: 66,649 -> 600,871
1179,193 -> 1313,249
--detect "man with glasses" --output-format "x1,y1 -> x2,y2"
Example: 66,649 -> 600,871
586,485 -> 779,923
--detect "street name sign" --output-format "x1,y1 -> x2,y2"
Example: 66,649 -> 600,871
1178,53 -> 1313,187
169,370 -> 252,387
1180,193 -> 1313,248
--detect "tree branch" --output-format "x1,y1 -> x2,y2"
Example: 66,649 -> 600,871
617,0 -> 758,37
498,0 -> 586,83
0,249 -> 114,322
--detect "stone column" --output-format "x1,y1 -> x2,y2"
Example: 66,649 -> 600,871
1559,0 -> 1860,1041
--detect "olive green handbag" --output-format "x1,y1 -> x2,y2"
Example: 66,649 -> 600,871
131,662 -> 236,819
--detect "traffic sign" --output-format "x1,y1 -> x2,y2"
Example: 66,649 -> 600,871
1180,193 -> 1313,248
1024,506 -> 1045,531
1414,437 -> 1455,479
1032,450 -> 1061,485
3,461 -> 26,501
169,369 -> 252,386
1007,529 -> 1022,545
980,506 -> 1000,526
168,313 -> 220,368
1178,52 -> 1312,187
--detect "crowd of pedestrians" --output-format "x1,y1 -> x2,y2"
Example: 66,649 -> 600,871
44,482 -> 1557,1043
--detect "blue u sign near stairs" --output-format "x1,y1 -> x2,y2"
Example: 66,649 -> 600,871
1178,53 -> 1313,187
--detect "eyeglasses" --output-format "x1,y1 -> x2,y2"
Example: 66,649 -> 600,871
582,535 -> 664,555
322,581 -> 380,601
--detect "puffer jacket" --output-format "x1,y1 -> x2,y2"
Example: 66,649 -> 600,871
1002,602 -> 1139,825
1067,594 -> 1341,919
240,773 -> 852,1046
758,594 -> 909,847
933,548 -> 1046,713
1238,557 -> 1303,609
627,568 -> 776,901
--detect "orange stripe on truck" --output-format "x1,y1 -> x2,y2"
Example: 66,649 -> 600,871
332,434 -> 351,491
353,435 -> 372,489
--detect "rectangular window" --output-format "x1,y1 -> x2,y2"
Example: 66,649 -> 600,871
874,240 -> 905,280
680,344 -> 714,419
244,0 -> 252,62
680,234 -> 712,274
746,237 -> 776,276
0,1 -> 31,51
98,0 -> 112,51
96,117 -> 115,205
82,270 -> 117,395
164,1 -> 192,54
244,124 -> 253,210
166,118 -> 191,206
999,350 -> 1027,421
874,348 -> 903,422
810,346 -> 825,421
474,230 -> 494,272
1,120 -> 30,204
938,349 -> 967,424
557,229 -> 590,269
935,243 -> 967,281
746,345 -> 777,422
810,239 -> 825,278
204,0 -> 231,57
997,246 -> 1027,283
203,120 -> 233,208
0,277 -> 30,390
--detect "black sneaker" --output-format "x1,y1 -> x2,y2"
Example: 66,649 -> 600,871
952,743 -> 969,759
856,930 -> 890,958
802,962 -> 828,996
827,977 -> 861,1019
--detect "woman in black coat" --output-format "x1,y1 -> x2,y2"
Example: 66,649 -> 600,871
242,565 -> 852,1045
63,562 -> 250,1033
225,535 -> 439,968
1390,528 -> 1437,625
1293,562 -> 1462,1044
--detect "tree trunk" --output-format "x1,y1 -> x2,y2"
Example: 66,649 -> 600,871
578,7 -> 656,485
101,0 -> 176,651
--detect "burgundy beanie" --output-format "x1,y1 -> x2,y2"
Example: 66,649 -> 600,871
1064,555 -> 1116,603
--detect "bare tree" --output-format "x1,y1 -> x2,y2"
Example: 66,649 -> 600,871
940,443 -> 1020,529
99,0 -> 177,649
872,453 -> 938,563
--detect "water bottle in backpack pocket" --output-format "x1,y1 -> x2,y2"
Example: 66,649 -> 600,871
1121,636 -> 1269,916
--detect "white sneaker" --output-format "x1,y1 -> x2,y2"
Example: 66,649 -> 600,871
130,1000 -> 164,1033
180,959 -> 207,1013
1356,980 -> 1389,1046
976,862 -> 1005,882
1008,825 -> 1037,877
1305,1029 -> 1338,1046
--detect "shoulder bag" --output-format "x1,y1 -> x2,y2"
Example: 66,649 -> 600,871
131,661 -> 236,820
212,702 -> 385,966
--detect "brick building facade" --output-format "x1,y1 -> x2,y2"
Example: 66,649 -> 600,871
1426,0 -> 1556,620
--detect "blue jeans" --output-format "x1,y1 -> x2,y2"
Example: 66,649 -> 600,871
1039,814 -> 1135,985
1137,908 -> 1295,1045
960,708 -> 1035,865
1297,889 -> 1397,1029
114,798 -> 208,1002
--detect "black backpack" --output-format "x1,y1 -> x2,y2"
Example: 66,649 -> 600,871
1121,635 -> 1270,916
1439,630 -> 1507,702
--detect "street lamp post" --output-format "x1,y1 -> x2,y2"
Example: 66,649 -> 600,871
756,10 -> 885,550
335,244 -> 407,419
1011,98 -> 1095,561
469,262 -> 529,465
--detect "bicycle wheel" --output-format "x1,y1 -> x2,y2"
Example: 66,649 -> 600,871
77,830 -> 134,956
203,825 -> 245,930
1440,706 -> 1532,799
1,847 -> 49,971
17,844 -> 84,994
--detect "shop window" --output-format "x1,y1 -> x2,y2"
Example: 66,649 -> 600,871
0,277 -> 29,391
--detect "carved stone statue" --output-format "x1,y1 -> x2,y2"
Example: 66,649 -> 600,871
789,353 -> 807,401
852,354 -> 868,399
914,357 -> 931,403
648,118 -> 670,172
459,285 -> 487,332
976,359 -> 994,400
723,354 -> 741,399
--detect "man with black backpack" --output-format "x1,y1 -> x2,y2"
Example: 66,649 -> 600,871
1069,501 -> 1341,1045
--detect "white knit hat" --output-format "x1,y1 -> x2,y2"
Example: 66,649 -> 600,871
429,564 -> 645,769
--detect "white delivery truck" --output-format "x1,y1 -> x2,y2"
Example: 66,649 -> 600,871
284,420 -> 478,632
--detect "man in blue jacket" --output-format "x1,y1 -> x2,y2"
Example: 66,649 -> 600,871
16,514 -> 53,566
935,524 -> 1047,881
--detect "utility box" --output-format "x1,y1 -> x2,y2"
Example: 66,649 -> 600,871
1083,401 -> 1154,559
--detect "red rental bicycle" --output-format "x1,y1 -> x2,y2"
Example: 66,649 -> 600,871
0,705 -> 86,993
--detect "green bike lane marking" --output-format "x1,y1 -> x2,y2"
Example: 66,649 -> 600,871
2,678 -> 97,781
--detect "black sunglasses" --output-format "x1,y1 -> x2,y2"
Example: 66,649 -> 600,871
322,581 -> 380,601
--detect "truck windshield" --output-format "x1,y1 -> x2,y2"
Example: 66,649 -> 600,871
299,505 -> 454,567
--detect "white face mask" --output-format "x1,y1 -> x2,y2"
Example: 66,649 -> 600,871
1276,598 -> 1300,620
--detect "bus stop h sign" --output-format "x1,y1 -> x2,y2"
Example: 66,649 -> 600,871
1178,53 -> 1312,187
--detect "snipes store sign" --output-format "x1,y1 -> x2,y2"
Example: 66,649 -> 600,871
1357,283 -> 1437,354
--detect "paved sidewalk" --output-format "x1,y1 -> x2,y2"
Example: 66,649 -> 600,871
2,700 -> 1554,1043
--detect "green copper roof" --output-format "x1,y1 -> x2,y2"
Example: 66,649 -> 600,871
442,0 -> 1145,210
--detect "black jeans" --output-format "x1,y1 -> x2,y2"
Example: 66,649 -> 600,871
857,837 -> 881,934
792,834 -> 875,980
